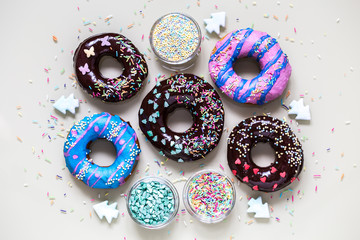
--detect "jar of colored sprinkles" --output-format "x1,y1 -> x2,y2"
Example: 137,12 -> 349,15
126,176 -> 179,229
183,170 -> 236,223
149,13 -> 202,70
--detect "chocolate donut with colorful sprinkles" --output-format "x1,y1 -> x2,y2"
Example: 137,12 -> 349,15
228,116 -> 304,192
139,74 -> 225,162
74,33 -> 148,102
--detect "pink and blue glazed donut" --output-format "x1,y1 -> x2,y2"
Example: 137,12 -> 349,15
64,112 -> 140,189
208,28 -> 291,105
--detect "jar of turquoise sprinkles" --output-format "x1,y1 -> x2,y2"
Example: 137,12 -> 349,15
126,176 -> 180,229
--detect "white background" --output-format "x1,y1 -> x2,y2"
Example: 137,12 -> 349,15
1,0 -> 359,239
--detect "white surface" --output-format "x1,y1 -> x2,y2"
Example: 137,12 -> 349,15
1,0 -> 360,239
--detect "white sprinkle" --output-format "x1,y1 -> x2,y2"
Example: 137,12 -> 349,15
336,18 -> 340,23
252,2 -> 257,6
24,183 -> 29,187
345,121 -> 351,125
317,54 -> 322,60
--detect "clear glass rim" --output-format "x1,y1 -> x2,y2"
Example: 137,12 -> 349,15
126,176 -> 180,229
149,12 -> 202,65
183,169 -> 236,224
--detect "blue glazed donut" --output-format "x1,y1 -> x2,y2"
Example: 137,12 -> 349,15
64,112 -> 140,189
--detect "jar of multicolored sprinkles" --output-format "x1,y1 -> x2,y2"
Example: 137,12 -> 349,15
183,170 -> 236,223
126,176 -> 179,229
149,13 -> 202,70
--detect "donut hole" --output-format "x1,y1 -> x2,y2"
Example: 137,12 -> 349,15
166,107 -> 194,133
87,139 -> 117,167
251,142 -> 276,167
98,56 -> 124,79
233,57 -> 261,80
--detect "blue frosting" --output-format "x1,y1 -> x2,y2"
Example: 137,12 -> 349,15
63,112 -> 140,189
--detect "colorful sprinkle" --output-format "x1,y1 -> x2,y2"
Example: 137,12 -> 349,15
185,171 -> 235,222
150,13 -> 200,62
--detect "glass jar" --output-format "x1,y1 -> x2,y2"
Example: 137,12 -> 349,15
126,176 -> 180,229
149,12 -> 202,71
183,169 -> 236,223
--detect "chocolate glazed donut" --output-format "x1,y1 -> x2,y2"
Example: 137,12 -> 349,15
228,116 -> 303,192
74,33 -> 148,102
139,74 -> 225,162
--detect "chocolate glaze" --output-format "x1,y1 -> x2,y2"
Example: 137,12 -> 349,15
227,116 -> 303,192
74,33 -> 148,102
139,74 -> 225,162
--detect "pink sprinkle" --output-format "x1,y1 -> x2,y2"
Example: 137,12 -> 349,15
47,77 -> 49,83
315,186 -> 318,192
141,34 -> 144,40
94,126 -> 99,132
50,115 -> 58,120
292,195 -> 294,202
219,164 -> 224,171
294,27 -> 297,33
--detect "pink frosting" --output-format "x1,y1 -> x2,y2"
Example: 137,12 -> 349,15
208,28 -> 291,105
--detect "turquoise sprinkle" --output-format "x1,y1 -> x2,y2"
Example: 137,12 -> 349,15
128,181 -> 175,226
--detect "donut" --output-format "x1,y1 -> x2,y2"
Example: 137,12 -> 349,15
227,116 -> 303,192
64,112 -> 140,189
74,33 -> 148,102
208,28 -> 291,105
138,74 -> 224,162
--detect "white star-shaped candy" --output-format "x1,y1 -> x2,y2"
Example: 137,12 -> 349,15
288,98 -> 311,121
93,200 -> 119,224
247,196 -> 270,218
53,93 -> 79,115
204,12 -> 226,35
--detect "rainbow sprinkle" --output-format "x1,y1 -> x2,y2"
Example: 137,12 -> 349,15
185,171 -> 235,222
